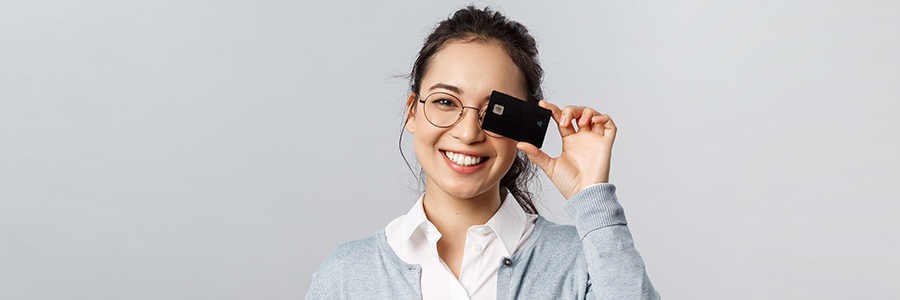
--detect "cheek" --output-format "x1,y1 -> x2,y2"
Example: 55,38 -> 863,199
495,140 -> 520,166
412,117 -> 443,149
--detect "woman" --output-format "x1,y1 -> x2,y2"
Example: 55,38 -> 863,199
307,6 -> 658,299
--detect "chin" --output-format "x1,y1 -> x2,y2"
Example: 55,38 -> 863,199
438,180 -> 497,200
447,189 -> 486,200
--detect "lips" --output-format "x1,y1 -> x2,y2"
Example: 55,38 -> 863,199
442,150 -> 488,167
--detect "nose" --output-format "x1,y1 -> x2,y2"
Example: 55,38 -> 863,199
448,106 -> 485,144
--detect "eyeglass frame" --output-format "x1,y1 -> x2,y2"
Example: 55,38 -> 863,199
416,91 -> 490,127
416,91 -> 505,138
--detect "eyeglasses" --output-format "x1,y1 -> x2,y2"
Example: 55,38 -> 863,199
418,92 -> 503,138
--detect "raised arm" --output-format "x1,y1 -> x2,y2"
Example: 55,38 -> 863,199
518,101 -> 659,299
564,183 -> 658,299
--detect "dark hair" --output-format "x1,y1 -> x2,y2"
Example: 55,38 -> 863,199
400,6 -> 543,214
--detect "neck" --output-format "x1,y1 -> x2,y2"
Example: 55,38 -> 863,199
421,180 -> 502,238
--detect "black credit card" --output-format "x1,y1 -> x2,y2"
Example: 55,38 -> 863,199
481,91 -> 552,148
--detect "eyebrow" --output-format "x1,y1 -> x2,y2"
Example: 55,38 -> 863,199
427,83 -> 493,103
428,83 -> 463,95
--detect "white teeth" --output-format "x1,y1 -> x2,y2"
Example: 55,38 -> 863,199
444,151 -> 484,167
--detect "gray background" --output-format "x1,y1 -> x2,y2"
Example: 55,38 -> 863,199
2,0 -> 898,299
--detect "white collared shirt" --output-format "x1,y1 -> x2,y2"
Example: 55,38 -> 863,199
384,194 -> 538,300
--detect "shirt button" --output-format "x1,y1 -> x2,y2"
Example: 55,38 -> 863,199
502,258 -> 512,266
477,227 -> 488,235
473,243 -> 483,252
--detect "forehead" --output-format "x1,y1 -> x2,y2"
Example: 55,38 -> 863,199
420,41 -> 526,100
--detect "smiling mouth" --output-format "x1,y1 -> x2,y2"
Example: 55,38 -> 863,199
442,150 -> 488,167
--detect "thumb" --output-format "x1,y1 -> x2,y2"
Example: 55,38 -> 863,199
517,142 -> 553,175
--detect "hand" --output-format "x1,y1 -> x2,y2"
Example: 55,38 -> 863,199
517,100 -> 616,200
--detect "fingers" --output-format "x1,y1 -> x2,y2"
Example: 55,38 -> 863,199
590,114 -> 617,137
538,100 -> 560,119
541,100 -> 581,137
576,107 -> 599,130
540,100 -> 616,137
559,106 -> 581,137
555,103 -> 598,135
517,141 -> 553,174
539,100 -> 575,137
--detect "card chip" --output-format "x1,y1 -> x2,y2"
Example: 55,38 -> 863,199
492,104 -> 504,115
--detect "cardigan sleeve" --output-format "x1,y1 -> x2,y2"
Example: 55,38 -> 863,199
563,183 -> 660,300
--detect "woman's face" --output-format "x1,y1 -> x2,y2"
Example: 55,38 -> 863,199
406,41 -> 527,200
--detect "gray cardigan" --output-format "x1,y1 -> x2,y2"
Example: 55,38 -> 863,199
305,184 -> 660,299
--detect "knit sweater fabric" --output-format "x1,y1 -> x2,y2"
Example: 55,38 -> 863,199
305,183 -> 660,299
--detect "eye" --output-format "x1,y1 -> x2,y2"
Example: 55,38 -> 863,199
434,98 -> 455,106
431,97 -> 459,110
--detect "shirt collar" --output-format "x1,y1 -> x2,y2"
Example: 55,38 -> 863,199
484,192 -> 530,255
388,192 -> 531,256
387,194 -> 431,248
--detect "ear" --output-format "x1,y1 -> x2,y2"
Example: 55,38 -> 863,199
404,92 -> 416,134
